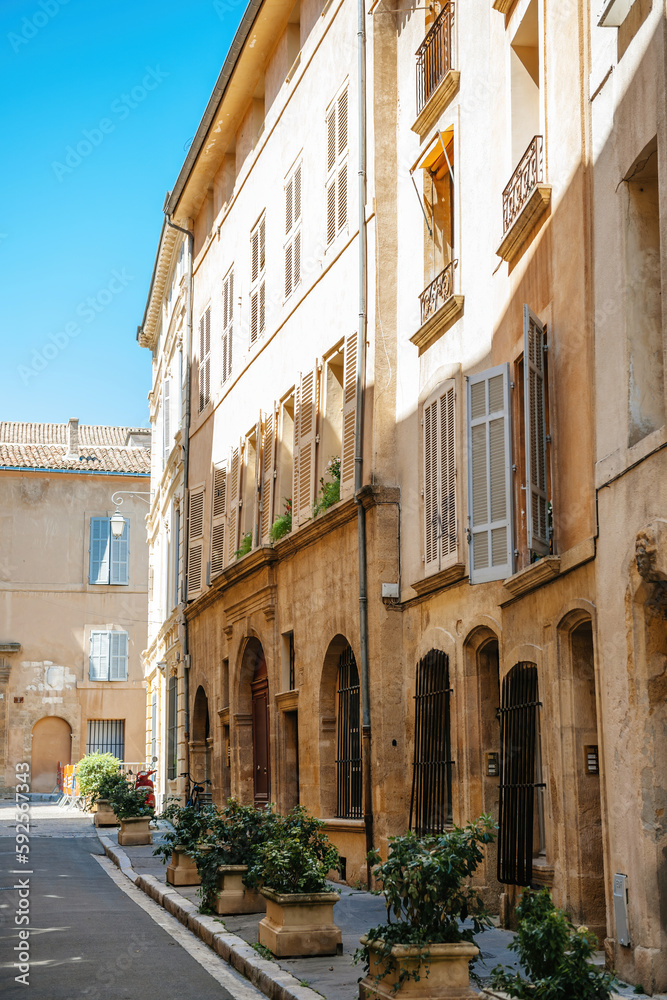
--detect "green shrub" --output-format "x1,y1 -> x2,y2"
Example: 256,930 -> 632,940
107,776 -> 154,820
235,532 -> 252,559
76,752 -> 122,796
91,770 -> 126,804
489,888 -> 613,1000
313,457 -> 340,517
153,800 -> 219,864
270,498 -> 292,541
249,805 -> 340,895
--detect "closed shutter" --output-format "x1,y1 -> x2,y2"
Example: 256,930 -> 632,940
523,306 -> 549,556
89,517 -> 110,584
211,466 -> 227,578
260,407 -> 277,543
109,631 -> 128,680
424,382 -> 456,575
198,309 -> 211,411
325,87 -> 349,247
227,445 -> 241,563
89,631 -> 110,680
341,333 -> 357,499
222,270 -> 233,384
110,517 -> 130,585
163,377 -> 171,461
285,164 -> 302,299
188,488 -> 204,597
296,367 -> 318,524
467,364 -> 513,584
250,216 -> 266,344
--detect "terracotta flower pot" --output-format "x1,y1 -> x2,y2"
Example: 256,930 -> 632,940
359,938 -> 479,1000
93,799 -> 119,827
258,887 -> 342,957
166,845 -> 201,886
215,865 -> 265,915
117,816 -> 153,847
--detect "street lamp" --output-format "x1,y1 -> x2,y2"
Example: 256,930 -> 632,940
110,490 -> 151,538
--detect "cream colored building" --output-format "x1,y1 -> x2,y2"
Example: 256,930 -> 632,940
0,420 -> 150,794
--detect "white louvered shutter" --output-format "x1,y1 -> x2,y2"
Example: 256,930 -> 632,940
89,517 -> 110,584
285,164 -> 302,299
261,407 -> 277,543
296,368 -> 318,524
109,631 -> 128,680
325,87 -> 349,247
341,333 -> 357,499
89,631 -> 110,680
250,218 -> 266,345
467,365 -> 514,584
222,270 -> 233,384
211,466 -> 227,578
423,382 -> 456,575
523,306 -> 549,556
163,378 -> 171,461
292,383 -> 300,523
198,309 -> 211,411
188,488 -> 204,597
109,518 -> 130,585
227,445 -> 241,562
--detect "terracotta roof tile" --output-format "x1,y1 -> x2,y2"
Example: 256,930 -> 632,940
0,423 -> 151,474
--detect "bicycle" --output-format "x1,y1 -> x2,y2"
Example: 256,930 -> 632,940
180,772 -> 211,811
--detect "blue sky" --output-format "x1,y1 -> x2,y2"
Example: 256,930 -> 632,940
1,0 -> 244,428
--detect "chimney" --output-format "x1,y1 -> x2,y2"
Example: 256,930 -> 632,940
66,418 -> 79,459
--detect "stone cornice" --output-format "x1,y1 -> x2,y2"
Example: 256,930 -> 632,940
496,186 -> 551,265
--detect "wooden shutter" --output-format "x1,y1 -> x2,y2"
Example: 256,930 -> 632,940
227,445 -> 241,563
110,517 -> 130,585
198,309 -> 210,411
296,368 -> 318,524
89,517 -> 110,584
341,333 -> 357,499
467,364 -> 513,584
326,87 -> 349,247
292,384 -> 300,522
250,217 -> 266,343
222,270 -> 233,384
188,488 -> 204,597
337,88 -> 348,154
285,165 -> 302,299
163,377 -> 171,461
523,306 -> 549,556
211,466 -> 227,578
109,631 -> 128,680
424,383 -> 456,575
261,408 -> 277,543
89,631 -> 109,680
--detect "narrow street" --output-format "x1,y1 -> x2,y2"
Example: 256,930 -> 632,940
0,804 -> 265,999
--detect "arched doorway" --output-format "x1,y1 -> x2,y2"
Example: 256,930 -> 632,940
320,635 -> 362,819
32,717 -> 71,793
250,646 -> 270,806
191,686 -> 211,786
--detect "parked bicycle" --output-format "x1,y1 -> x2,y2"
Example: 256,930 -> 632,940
179,772 -> 211,811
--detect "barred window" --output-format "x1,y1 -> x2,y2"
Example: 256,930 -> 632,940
409,649 -> 453,834
86,719 -> 124,759
335,645 -> 362,819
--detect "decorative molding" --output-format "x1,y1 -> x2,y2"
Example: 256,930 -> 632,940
410,562 -> 466,597
218,706 -> 230,724
0,642 -> 21,654
275,689 -> 299,712
321,817 -> 366,834
321,716 -> 336,731
411,70 -> 460,136
410,295 -> 464,354
492,0 -> 515,12
223,624 -> 234,640
502,556 -> 561,599
496,186 -> 551,264
234,713 -> 252,728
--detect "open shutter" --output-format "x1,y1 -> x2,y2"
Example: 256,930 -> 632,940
89,631 -> 109,680
187,488 -> 204,597
222,270 -> 233,384
296,368 -> 318,524
423,383 -> 455,575
109,631 -> 128,680
467,364 -> 513,584
260,407 -> 277,543
423,395 -> 438,572
211,466 -> 227,578
163,378 -> 171,461
227,445 -> 241,562
198,310 -> 210,411
523,306 -> 549,556
341,333 -> 357,499
440,384 -> 456,559
292,383 -> 300,523
110,517 -> 130,585
89,517 -> 110,584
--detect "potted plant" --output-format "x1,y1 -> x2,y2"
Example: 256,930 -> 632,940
252,806 -> 342,957
487,888 -> 613,1000
108,776 -> 155,846
153,800 -> 218,886
312,457 -> 340,517
356,815 -> 496,1000
75,752 -> 122,815
90,770 -> 126,827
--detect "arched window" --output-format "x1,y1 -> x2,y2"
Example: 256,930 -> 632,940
336,645 -> 362,819
409,649 -> 453,834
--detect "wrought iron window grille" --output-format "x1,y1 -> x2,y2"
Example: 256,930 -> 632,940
416,1 -> 456,116
502,136 -> 544,235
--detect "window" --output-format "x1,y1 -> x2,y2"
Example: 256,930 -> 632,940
420,131 -> 456,318
89,517 -> 129,585
167,675 -> 177,780
522,307 -> 549,557
187,487 -> 204,598
273,394 -> 295,539
250,215 -> 266,344
151,689 -> 157,762
241,424 -> 259,544
260,407 -> 277,544
211,465 -> 226,578
227,445 -> 241,563
86,719 -> 124,758
89,631 -> 128,681
409,649 -> 453,833
325,87 -> 349,247
284,162 -> 302,299
423,380 -> 456,575
172,505 -> 180,608
336,644 -> 362,819
222,268 -> 233,385
293,367 -> 319,525
198,307 -> 211,412
163,376 -> 171,463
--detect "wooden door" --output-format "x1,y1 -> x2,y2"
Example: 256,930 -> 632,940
251,654 -> 270,805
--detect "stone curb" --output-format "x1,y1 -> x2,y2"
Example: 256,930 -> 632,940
96,831 -> 321,1000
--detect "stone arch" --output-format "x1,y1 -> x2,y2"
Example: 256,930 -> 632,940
190,685 -> 211,786
32,716 -> 71,793
319,634 -> 360,819
235,637 -> 270,806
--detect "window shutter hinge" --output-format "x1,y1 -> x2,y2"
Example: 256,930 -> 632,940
511,464 -> 517,472
543,343 -> 548,352
273,470 -> 277,478
421,554 -> 425,563
510,381 -> 515,389
514,549 -> 519,557
315,433 -> 320,443
546,434 -> 552,443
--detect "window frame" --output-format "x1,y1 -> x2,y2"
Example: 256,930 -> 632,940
89,516 -> 129,586
89,629 -> 129,682
284,159 -> 302,301
325,84 -> 349,249
249,213 -> 266,345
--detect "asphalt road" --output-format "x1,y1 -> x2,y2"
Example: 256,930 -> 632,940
0,805 -> 265,1000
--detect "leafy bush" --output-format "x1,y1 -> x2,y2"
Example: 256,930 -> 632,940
91,770 -> 127,805
249,805 -> 340,895
153,800 -> 219,864
235,532 -> 252,559
489,888 -> 613,1000
355,816 -> 496,990
313,457 -> 340,517
107,775 -> 154,820
76,752 -> 122,796
270,498 -> 292,541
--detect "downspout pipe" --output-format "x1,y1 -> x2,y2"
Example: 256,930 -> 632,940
166,214 -> 194,786
355,0 -> 373,887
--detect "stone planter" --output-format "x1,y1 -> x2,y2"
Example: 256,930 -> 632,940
166,845 -> 201,886
359,939 -> 479,1000
215,865 -> 265,915
258,886 -> 342,957
93,799 -> 119,827
117,816 -> 153,847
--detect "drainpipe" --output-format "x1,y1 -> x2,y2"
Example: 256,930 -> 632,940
166,214 -> 194,788
355,0 -> 373,887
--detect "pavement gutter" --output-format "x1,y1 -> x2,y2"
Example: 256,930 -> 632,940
96,829 -> 322,1000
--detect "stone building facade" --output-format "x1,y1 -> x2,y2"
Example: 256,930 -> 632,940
0,420 -> 150,793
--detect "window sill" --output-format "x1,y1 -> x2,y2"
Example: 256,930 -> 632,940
492,0 -> 516,13
502,555 -> 561,599
275,689 -> 299,712
410,562 -> 466,598
410,295 -> 464,355
321,817 -> 366,835
411,70 -> 461,136
496,185 -> 551,265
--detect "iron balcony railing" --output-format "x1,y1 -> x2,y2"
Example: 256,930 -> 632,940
419,259 -> 458,326
502,135 -> 544,235
416,1 -> 455,117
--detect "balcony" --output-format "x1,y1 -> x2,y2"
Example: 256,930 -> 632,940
497,136 -> 551,265
412,2 -> 460,136
410,260 -> 464,353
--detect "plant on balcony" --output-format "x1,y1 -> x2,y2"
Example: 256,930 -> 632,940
235,531 -> 252,559
270,498 -> 292,541
313,456 -> 341,518
489,888 -> 613,1000
76,752 -> 122,799
355,816 -> 496,996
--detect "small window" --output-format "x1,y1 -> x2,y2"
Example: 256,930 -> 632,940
250,215 -> 266,344
86,719 -> 125,758
89,631 -> 128,681
89,517 -> 129,586
325,87 -> 349,247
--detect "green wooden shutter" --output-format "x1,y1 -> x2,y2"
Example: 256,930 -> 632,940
89,517 -> 110,584
109,632 -> 128,680
89,631 -> 110,680
110,517 -> 129,585
523,306 -> 549,556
